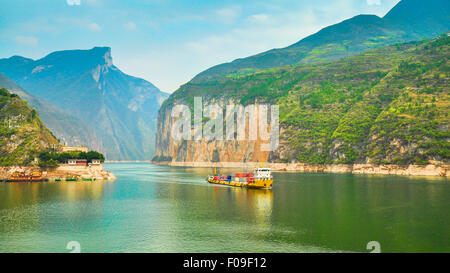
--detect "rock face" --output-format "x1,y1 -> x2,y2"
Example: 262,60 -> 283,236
154,98 -> 273,163
0,47 -> 169,160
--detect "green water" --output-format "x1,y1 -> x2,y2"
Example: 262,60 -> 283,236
0,163 -> 448,253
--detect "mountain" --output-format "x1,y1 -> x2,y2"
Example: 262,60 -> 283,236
192,0 -> 449,82
0,87 -> 60,166
155,0 -> 449,165
384,0 -> 449,37
0,73 -> 102,150
154,35 -> 449,165
0,47 -> 169,160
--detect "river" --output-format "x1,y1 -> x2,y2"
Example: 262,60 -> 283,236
0,163 -> 448,253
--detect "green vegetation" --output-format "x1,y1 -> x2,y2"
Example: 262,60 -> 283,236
188,0 -> 449,83
0,88 -> 60,166
1,88 -> 106,167
38,150 -> 105,167
162,36 -> 450,165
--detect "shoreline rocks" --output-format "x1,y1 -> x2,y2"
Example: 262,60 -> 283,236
152,161 -> 449,177
0,164 -> 116,181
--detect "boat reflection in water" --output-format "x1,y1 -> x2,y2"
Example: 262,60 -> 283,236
1,163 -> 449,253
222,187 -> 273,225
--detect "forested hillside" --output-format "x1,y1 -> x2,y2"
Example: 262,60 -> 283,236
0,88 -> 60,166
156,36 -> 449,165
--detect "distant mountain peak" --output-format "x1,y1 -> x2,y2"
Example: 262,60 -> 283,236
345,14 -> 381,22
290,14 -> 384,48
8,55 -> 34,63
36,46 -> 114,70
384,0 -> 449,19
90,46 -> 113,66
190,0 -> 448,82
91,46 -> 111,53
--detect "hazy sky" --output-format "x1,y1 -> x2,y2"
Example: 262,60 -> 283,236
0,0 -> 400,93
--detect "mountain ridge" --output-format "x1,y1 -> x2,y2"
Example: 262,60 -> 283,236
155,36 -> 449,166
0,47 -> 169,160
190,0 -> 449,82
155,0 -> 449,166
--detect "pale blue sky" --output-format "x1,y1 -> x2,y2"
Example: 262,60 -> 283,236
0,0 -> 400,92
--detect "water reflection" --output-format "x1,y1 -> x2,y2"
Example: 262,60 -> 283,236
0,164 -> 448,253
0,181 -> 114,236
0,181 -> 113,209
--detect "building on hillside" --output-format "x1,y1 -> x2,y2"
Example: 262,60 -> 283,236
62,146 -> 88,153
67,159 -> 87,166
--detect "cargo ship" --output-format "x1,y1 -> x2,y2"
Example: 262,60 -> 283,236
206,164 -> 274,190
7,171 -> 46,182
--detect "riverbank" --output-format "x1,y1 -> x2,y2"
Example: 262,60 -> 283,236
105,160 -> 151,163
0,164 -> 116,181
152,161 -> 449,177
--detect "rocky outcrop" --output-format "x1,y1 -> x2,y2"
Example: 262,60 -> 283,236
0,165 -> 116,181
46,165 -> 116,180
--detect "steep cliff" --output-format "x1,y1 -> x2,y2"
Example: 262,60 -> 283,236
154,36 -> 449,166
154,99 -> 273,163
155,0 -> 449,166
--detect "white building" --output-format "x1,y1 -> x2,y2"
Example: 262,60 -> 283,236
67,159 -> 87,165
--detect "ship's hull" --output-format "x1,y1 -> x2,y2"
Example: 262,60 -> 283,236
6,178 -> 46,182
206,178 -> 273,189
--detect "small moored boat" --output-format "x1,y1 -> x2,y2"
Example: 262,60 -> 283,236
7,171 -> 45,182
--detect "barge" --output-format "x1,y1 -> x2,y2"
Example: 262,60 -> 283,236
206,165 -> 274,190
